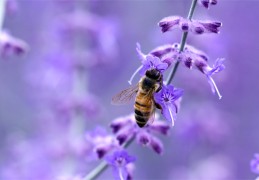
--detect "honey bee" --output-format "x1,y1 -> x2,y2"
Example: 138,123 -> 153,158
112,69 -> 163,128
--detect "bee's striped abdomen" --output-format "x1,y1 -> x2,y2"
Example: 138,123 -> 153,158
134,91 -> 153,128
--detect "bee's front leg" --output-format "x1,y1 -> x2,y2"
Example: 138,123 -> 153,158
155,84 -> 162,92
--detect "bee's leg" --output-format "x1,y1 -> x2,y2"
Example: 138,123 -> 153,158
155,84 -> 162,92
155,102 -> 162,109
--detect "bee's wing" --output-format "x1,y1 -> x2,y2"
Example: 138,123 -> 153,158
111,84 -> 139,105
147,99 -> 156,125
144,89 -> 156,125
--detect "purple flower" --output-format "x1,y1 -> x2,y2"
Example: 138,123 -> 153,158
128,43 -> 168,84
180,46 -> 224,99
85,127 -> 119,159
154,85 -> 184,126
199,0 -> 218,9
158,16 -> 222,35
251,154 -> 259,174
148,43 -> 224,99
110,114 -> 170,154
0,30 -> 29,57
158,16 -> 182,33
105,150 -> 135,180
191,20 -> 222,34
150,44 -> 177,58
137,43 -> 168,74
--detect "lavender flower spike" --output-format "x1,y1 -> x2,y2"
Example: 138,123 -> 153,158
105,150 -> 136,180
154,85 -> 184,126
128,43 -> 168,85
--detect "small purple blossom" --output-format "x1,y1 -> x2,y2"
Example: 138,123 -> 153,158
181,46 -> 225,99
136,43 -> 168,74
150,44 -> 177,59
85,127 -> 119,159
158,16 -> 181,33
251,154 -> 259,174
0,30 -> 29,57
105,150 -> 135,180
110,114 -> 170,154
154,85 -> 184,126
158,16 -> 222,35
128,43 -> 168,84
199,0 -> 218,9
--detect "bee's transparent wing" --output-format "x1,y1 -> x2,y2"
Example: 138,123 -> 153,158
111,84 -> 139,105
147,100 -> 156,125
143,89 -> 157,126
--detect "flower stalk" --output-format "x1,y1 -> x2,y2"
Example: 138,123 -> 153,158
166,0 -> 198,85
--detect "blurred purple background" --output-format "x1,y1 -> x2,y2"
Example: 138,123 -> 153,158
0,0 -> 258,179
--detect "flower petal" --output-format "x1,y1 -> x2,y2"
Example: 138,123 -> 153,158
158,16 -> 181,33
162,103 -> 177,126
149,136 -> 164,154
206,75 -> 222,99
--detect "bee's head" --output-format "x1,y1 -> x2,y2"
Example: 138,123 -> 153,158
145,69 -> 161,80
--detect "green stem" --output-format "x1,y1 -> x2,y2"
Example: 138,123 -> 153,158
83,136 -> 135,180
0,0 -> 6,30
166,0 -> 198,85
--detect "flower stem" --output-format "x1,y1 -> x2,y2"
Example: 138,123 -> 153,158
83,136 -> 135,180
0,0 -> 6,30
166,0 -> 198,85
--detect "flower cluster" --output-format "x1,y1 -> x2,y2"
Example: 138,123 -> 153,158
159,16 -> 222,34
110,114 -> 170,154
85,126 -> 136,179
151,43 -> 225,99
